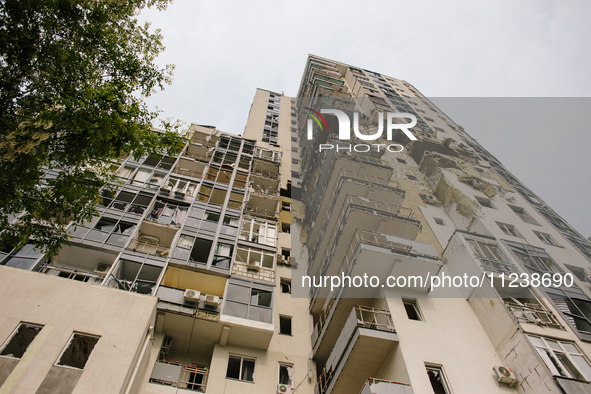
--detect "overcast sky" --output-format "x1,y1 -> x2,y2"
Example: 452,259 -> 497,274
139,0 -> 591,237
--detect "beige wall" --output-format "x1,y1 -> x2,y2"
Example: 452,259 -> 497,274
0,266 -> 156,394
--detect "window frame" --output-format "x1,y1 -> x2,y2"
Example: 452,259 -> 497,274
425,364 -> 452,394
56,332 -> 100,370
528,335 -> 591,381
279,315 -> 293,336
496,222 -> 521,237
226,354 -> 256,383
402,298 -> 423,321
0,322 -> 44,359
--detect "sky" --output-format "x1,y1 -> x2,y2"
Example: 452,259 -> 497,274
139,0 -> 591,237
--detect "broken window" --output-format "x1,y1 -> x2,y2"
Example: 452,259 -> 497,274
190,238 -> 213,264
425,364 -> 451,394
528,335 -> 591,381
149,200 -> 189,226
226,355 -> 255,382
86,218 -> 136,246
106,259 -> 163,295
496,222 -> 521,237
279,363 -> 294,386
239,218 -> 277,246
57,333 -> 100,369
281,223 -> 291,234
503,241 -> 561,274
0,323 -> 43,358
402,298 -> 423,321
509,205 -> 539,225
236,246 -> 275,269
534,231 -> 560,247
466,238 -> 516,274
212,243 -> 233,269
475,196 -> 495,209
280,278 -> 292,294
279,316 -> 292,336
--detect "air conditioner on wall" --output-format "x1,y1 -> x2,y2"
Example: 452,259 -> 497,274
204,294 -> 220,307
493,365 -> 518,387
94,263 -> 110,275
277,384 -> 292,394
183,289 -> 201,302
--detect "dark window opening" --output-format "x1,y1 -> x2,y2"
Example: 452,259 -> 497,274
57,333 -> 100,369
0,323 -> 43,359
279,316 -> 292,335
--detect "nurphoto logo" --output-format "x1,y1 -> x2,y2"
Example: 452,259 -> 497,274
304,108 -> 418,152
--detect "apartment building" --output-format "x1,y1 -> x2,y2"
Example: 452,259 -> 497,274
1,55 -> 591,394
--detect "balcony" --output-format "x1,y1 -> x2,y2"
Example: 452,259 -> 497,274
317,306 -> 398,394
310,229 -> 441,312
504,300 -> 563,330
360,378 -> 413,394
149,361 -> 208,392
128,221 -> 178,257
174,158 -> 206,179
308,194 -> 421,268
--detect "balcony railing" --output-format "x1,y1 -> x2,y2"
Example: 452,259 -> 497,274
244,205 -> 278,220
149,360 -> 208,392
251,168 -> 280,181
309,194 -> 418,261
128,238 -> 170,257
156,286 -> 221,322
318,305 -> 395,393
253,150 -> 282,163
248,186 -> 279,199
504,301 -> 563,330
311,228 -> 439,302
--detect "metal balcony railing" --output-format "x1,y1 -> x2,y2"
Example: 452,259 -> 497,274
243,206 -> 278,220
317,305 -> 395,394
128,238 -> 170,257
309,194 -> 417,262
504,301 -> 563,330
149,360 -> 208,392
251,168 -> 280,181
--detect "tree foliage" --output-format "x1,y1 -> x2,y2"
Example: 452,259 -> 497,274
0,0 -> 186,256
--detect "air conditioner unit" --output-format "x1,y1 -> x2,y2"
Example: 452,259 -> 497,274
184,289 -> 201,302
94,263 -> 110,275
493,365 -> 518,387
287,256 -> 296,265
204,294 -> 220,307
161,186 -> 171,195
175,190 -> 186,199
277,384 -> 292,394
247,260 -> 261,271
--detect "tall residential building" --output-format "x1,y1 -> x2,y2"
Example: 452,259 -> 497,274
0,55 -> 590,394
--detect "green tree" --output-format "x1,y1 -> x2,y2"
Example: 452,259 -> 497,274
0,0 -> 186,256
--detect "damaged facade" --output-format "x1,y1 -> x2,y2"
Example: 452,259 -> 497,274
0,55 -> 590,393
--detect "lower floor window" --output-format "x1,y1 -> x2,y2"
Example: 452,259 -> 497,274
528,335 -> 591,381
226,355 -> 255,382
279,363 -> 294,386
425,364 -> 451,394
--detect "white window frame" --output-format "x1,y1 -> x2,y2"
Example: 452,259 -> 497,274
278,363 -> 294,387
497,222 -> 521,237
528,335 -> 591,381
425,364 -> 452,394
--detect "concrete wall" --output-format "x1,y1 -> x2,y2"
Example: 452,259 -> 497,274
0,266 -> 156,394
